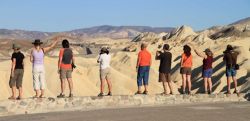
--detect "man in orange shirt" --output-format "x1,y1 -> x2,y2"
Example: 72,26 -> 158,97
135,43 -> 151,95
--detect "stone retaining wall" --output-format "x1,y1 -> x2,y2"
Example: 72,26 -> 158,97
0,93 -> 249,117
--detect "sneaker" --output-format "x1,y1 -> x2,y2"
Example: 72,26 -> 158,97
107,92 -> 112,96
57,93 -> 65,98
98,92 -> 104,97
69,93 -> 73,98
187,90 -> 192,95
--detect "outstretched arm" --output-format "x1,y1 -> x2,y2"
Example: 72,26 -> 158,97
194,49 -> 207,59
43,38 -> 60,53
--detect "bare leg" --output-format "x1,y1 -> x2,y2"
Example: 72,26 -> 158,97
100,80 -> 105,93
227,77 -> 231,93
35,90 -> 39,97
106,79 -> 112,93
167,81 -> 173,94
162,82 -> 167,93
40,89 -> 44,98
138,86 -> 142,93
208,78 -> 213,93
232,76 -> 238,92
182,74 -> 186,93
186,75 -> 192,93
10,86 -> 16,98
18,87 -> 23,99
67,78 -> 73,94
60,78 -> 66,94
144,85 -> 148,92
204,77 -> 208,93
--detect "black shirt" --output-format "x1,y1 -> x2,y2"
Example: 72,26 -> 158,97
157,51 -> 172,73
11,51 -> 25,69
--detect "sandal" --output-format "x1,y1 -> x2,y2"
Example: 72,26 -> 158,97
16,96 -> 22,100
135,91 -> 142,95
57,93 -> 65,98
160,92 -> 167,95
143,91 -> 148,95
8,96 -> 16,100
98,92 -> 104,97
33,95 -> 39,99
39,95 -> 45,98
181,90 -> 186,94
69,93 -> 73,98
107,92 -> 112,96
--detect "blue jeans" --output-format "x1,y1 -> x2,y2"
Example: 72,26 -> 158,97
137,66 -> 150,86
203,69 -> 213,78
226,67 -> 237,77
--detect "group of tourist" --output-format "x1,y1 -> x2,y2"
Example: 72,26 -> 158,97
134,43 -> 239,96
8,38 -> 240,100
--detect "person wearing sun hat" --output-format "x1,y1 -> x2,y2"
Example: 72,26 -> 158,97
8,43 -> 25,100
194,47 -> 214,94
97,46 -> 112,97
30,38 -> 60,98
223,44 -> 239,95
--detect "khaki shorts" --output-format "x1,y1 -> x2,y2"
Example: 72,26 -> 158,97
60,69 -> 73,79
9,69 -> 24,89
159,73 -> 171,82
180,67 -> 192,75
100,68 -> 111,80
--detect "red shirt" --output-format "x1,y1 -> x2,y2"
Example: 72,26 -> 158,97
138,49 -> 151,66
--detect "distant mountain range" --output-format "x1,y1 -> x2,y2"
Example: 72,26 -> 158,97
1,17 -> 249,40
0,25 -> 174,40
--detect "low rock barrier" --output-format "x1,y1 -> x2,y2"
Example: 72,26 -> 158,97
0,93 -> 249,117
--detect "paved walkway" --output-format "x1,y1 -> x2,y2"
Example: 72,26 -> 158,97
0,102 -> 249,121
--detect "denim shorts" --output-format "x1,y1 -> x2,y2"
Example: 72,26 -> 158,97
202,69 -> 213,78
137,66 -> 150,86
226,68 -> 237,77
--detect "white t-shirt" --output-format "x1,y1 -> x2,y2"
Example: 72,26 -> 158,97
98,54 -> 111,70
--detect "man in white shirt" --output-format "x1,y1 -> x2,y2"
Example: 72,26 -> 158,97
97,47 -> 112,96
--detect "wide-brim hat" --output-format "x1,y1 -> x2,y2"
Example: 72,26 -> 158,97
32,39 -> 43,45
12,43 -> 21,49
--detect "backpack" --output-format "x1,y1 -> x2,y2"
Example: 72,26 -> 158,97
62,48 -> 73,64
226,51 -> 239,70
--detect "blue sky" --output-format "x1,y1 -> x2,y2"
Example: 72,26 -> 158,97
0,0 -> 250,32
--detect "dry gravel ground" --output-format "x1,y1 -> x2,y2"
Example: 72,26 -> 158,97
0,102 -> 249,121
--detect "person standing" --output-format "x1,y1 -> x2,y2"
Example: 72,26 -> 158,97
97,47 -> 112,97
135,43 -> 152,95
223,45 -> 239,95
194,48 -> 213,94
57,39 -> 75,98
30,39 -> 59,98
155,44 -> 173,95
180,45 -> 192,95
8,44 -> 25,100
